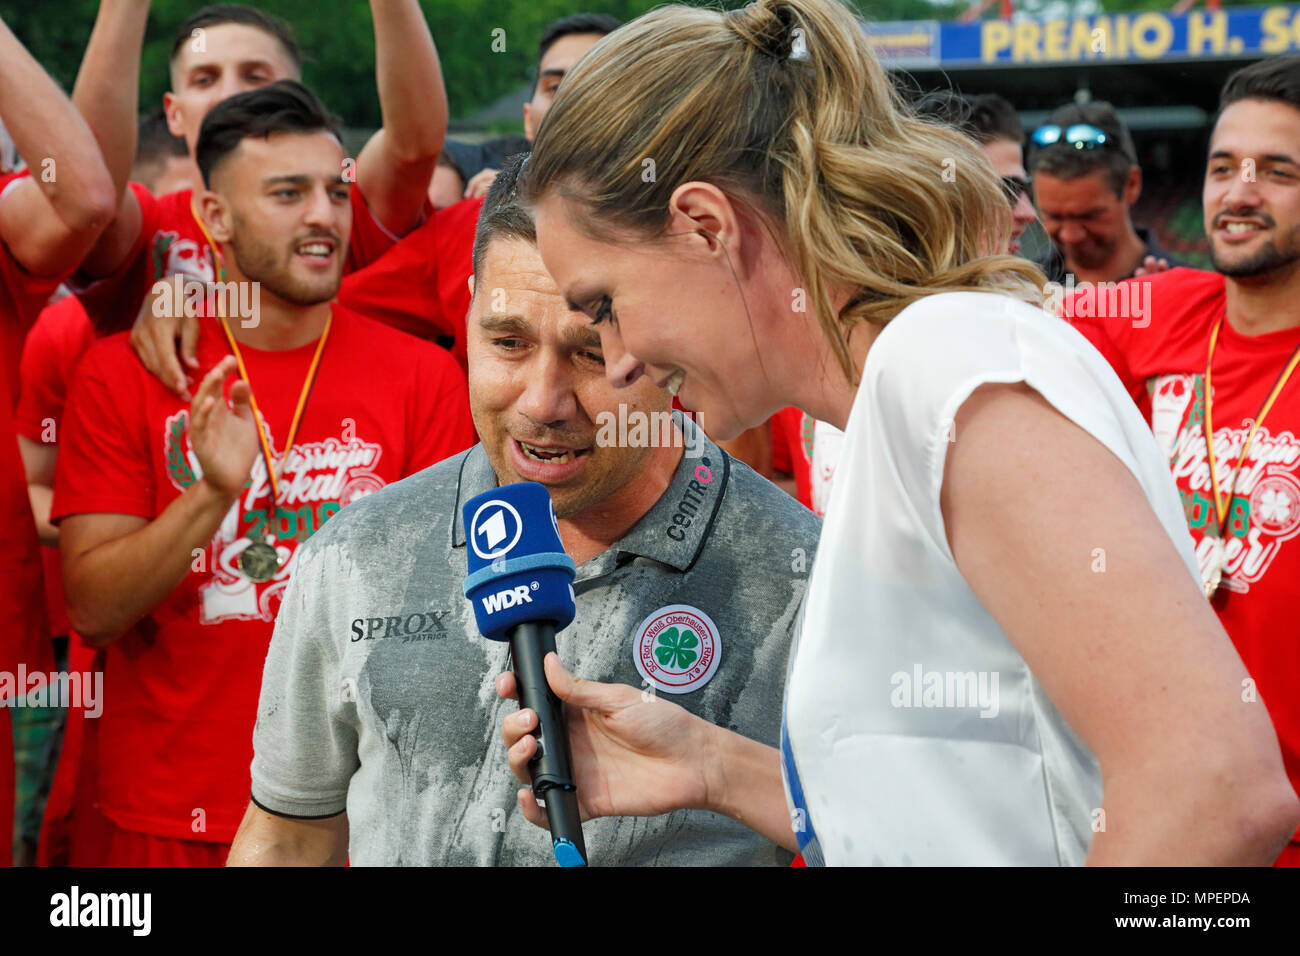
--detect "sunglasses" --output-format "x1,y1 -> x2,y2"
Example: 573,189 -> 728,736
1031,123 -> 1112,151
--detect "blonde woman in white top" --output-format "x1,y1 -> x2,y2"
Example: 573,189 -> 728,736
495,0 -> 1300,863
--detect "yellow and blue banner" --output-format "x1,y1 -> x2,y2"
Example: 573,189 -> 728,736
868,5 -> 1300,69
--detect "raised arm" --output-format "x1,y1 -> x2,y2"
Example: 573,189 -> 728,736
0,15 -> 116,278
942,383 -> 1300,864
355,0 -> 447,237
68,0 -> 151,278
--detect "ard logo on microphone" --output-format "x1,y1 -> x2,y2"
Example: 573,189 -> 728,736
470,499 -> 524,560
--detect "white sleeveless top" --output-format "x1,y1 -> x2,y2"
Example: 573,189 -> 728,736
781,291 -> 1200,866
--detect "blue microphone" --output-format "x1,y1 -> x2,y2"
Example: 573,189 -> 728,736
462,481 -> 587,866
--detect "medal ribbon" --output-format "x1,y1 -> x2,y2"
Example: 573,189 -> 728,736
215,311 -> 331,508
191,202 -> 333,516
1203,315 -> 1300,566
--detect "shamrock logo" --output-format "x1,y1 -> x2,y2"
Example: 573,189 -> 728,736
655,627 -> 699,669
1259,487 -> 1295,525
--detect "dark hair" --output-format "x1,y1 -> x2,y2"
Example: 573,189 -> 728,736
135,110 -> 189,168
1028,100 -> 1136,196
967,94 -> 1022,144
534,13 -> 622,88
472,153 -> 536,283
195,80 -> 340,188
1220,56 -> 1300,114
913,90 -> 1022,145
482,135 -> 532,169
170,4 -> 302,71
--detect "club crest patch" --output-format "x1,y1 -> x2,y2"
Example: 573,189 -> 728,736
633,604 -> 721,695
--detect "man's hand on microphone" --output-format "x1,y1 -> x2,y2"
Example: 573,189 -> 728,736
496,652 -> 719,826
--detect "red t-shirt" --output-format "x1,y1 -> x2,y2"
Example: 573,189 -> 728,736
76,182 -> 404,335
338,196 -> 482,372
770,406 -> 814,512
0,170 -> 62,866
1070,267 -> 1300,843
51,303 -> 476,842
17,295 -> 96,638
0,171 -> 58,671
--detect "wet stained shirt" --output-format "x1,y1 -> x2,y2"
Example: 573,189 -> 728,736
251,414 -> 821,865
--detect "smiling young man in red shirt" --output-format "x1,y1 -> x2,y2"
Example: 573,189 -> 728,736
1070,57 -> 1300,865
52,82 -> 474,866
75,2 -> 447,359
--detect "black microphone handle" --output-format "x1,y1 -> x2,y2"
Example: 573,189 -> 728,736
508,620 -> 588,865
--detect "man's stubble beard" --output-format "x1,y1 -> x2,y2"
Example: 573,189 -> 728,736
1211,223 -> 1300,280
228,217 -> 341,306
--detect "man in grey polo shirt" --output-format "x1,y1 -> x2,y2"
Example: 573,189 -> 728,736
227,154 -> 820,866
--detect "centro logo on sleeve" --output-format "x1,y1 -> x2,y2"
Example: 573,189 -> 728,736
482,582 -> 539,614
469,499 -> 524,560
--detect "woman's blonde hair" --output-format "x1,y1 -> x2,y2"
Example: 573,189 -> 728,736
523,0 -> 1047,381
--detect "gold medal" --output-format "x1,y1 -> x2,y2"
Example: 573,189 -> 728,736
239,537 -> 281,582
1203,536 -> 1225,599
1201,315 -> 1300,602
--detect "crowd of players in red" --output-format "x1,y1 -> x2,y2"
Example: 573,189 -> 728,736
0,1 -> 1297,866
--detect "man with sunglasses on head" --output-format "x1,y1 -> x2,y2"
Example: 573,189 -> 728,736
1030,101 -> 1180,285
1067,57 -> 1300,864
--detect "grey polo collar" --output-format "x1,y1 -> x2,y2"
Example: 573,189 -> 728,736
451,411 -> 729,574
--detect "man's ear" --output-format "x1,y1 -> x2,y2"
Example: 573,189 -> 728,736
198,189 -> 234,245
162,92 -> 187,142
467,273 -> 476,301
1123,165 -> 1142,207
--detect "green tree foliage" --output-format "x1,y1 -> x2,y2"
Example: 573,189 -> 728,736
2,0 -> 1267,124
0,0 -> 958,126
